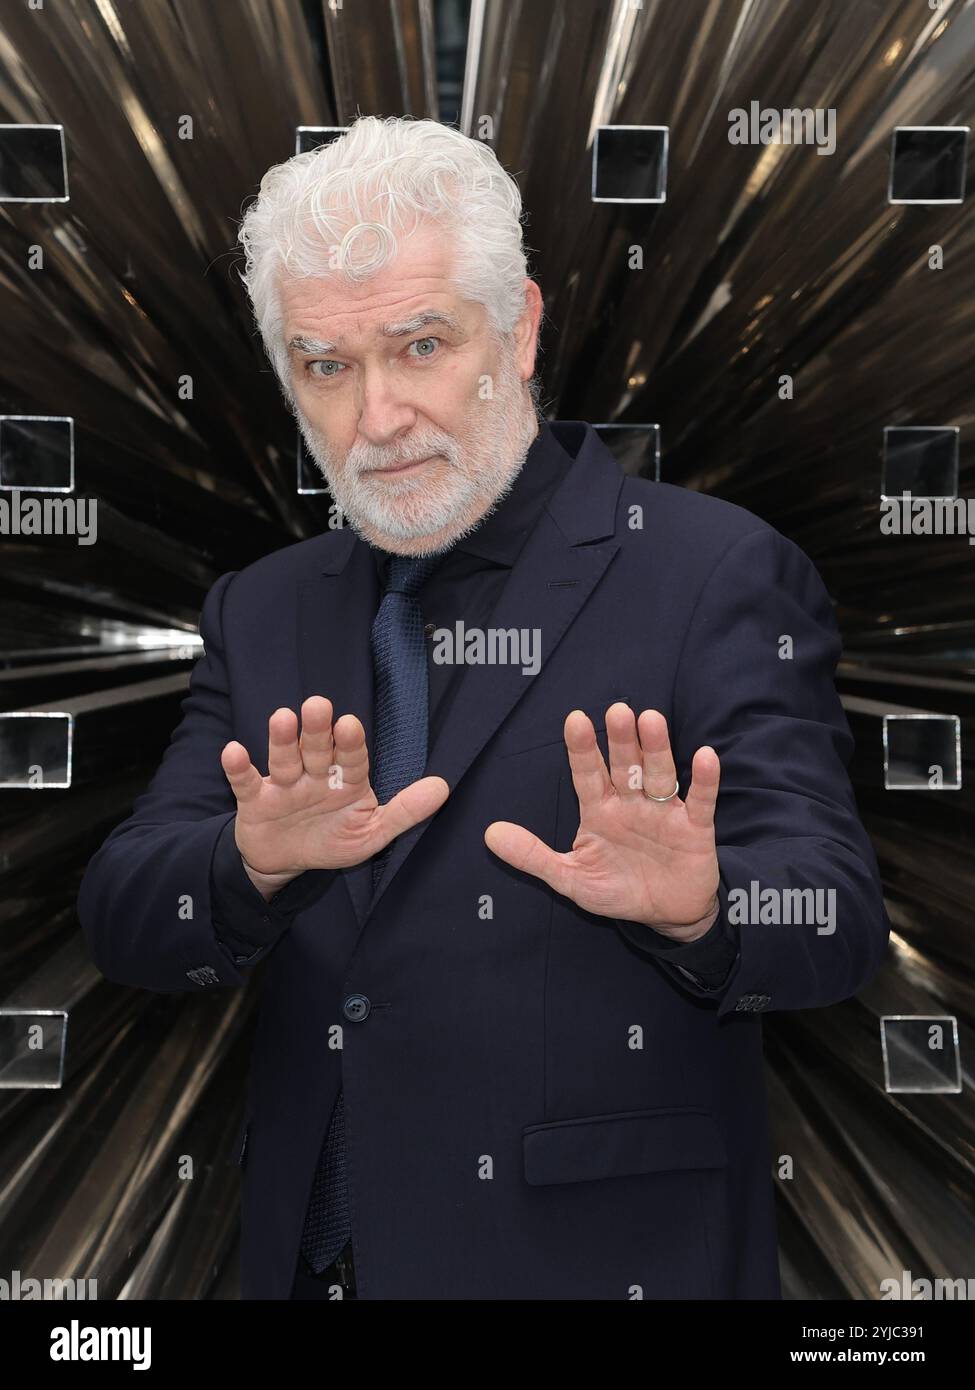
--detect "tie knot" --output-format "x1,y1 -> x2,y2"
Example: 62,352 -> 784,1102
384,550 -> 443,598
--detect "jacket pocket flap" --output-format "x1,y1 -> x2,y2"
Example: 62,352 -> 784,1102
523,1106 -> 726,1186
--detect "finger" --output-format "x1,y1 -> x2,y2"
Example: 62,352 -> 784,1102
331,712 -> 371,794
266,707 -> 303,786
483,820 -> 576,897
636,708 -> 679,800
298,696 -> 335,778
684,745 -> 721,827
220,740 -> 264,804
563,709 -> 613,805
605,702 -> 644,796
373,775 -> 450,845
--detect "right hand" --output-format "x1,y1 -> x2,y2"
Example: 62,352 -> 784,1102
219,696 -> 450,892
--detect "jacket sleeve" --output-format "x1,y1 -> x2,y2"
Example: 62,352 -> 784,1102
616,525 -> 890,1017
76,569 -> 334,993
618,909 -> 740,991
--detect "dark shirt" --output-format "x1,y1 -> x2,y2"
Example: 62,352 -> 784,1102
209,422 -> 739,989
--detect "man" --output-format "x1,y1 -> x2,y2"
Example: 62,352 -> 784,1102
77,115 -> 890,1300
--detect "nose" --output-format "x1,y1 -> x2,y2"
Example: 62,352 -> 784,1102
355,362 -> 417,445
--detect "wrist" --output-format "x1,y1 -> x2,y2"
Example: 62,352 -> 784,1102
239,852 -> 301,903
635,894 -> 720,943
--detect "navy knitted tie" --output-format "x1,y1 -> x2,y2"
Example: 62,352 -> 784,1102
299,549 -> 442,1274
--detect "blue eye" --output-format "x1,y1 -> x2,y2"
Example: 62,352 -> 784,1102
308,360 -> 343,379
408,337 -> 441,358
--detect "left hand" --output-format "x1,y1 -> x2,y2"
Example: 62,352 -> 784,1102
484,704 -> 721,939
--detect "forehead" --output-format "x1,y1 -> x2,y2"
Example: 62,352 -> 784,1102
278,222 -> 478,343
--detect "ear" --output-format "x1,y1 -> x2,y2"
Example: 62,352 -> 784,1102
513,278 -> 543,382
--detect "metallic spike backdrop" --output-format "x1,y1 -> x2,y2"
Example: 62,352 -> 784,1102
0,0 -> 971,1301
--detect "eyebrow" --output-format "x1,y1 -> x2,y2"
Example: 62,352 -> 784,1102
287,311 -> 463,357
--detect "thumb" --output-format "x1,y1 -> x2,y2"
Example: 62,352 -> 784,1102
484,820 -> 574,896
374,775 -> 450,847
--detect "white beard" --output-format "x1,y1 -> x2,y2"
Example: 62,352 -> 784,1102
296,343 -> 539,554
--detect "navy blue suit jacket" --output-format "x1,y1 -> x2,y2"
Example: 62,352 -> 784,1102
77,420 -> 890,1299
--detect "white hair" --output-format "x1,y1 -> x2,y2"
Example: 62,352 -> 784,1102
235,115 -> 538,406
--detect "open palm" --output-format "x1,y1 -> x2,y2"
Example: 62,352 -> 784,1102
221,696 -> 449,876
484,704 -> 720,931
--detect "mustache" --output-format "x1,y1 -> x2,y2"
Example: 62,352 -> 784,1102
297,417 -> 457,474
347,443 -> 457,476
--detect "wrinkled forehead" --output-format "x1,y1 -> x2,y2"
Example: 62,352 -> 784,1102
277,239 -> 489,354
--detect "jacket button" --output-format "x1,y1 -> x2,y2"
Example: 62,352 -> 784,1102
343,994 -> 371,1022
